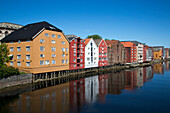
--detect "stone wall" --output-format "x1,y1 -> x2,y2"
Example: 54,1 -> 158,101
0,74 -> 32,89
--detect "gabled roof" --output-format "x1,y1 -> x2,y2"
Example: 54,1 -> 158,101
1,21 -> 62,42
83,38 -> 91,46
121,42 -> 134,47
105,40 -> 118,46
121,41 -> 143,46
93,39 -> 102,46
68,37 -> 75,42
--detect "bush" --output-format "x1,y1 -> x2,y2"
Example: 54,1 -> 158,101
0,66 -> 19,78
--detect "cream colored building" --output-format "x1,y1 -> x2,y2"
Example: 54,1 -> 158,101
0,22 -> 23,41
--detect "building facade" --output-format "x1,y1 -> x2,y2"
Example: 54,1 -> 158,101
0,22 -> 23,41
143,45 -> 153,62
152,46 -> 164,60
93,39 -> 108,67
2,21 -> 69,74
121,42 -> 137,63
68,37 -> 85,70
130,41 -> 144,63
106,40 -> 126,65
83,38 -> 98,68
165,48 -> 170,59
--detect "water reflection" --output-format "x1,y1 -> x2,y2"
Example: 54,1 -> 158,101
2,61 -> 170,113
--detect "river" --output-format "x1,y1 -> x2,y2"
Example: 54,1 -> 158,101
1,61 -> 170,113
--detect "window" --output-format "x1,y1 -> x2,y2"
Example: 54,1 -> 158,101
62,59 -> 65,64
52,34 -> 56,37
26,46 -> 30,51
104,57 -> 107,60
74,59 -> 76,62
74,43 -> 76,46
104,53 -> 107,55
40,54 -> 44,58
52,54 -> 56,57
74,49 -> 76,52
94,57 -> 97,60
74,53 -> 76,56
40,39 -> 44,43
99,58 -> 102,60
40,46 -> 45,51
102,42 -> 104,45
26,62 -> 30,67
18,40 -> 21,43
52,60 -> 56,64
81,44 -> 83,47
94,48 -> 95,50
80,64 -> 83,67
88,47 -> 90,50
62,41 -> 65,44
26,55 -> 30,60
88,62 -> 90,64
58,35 -> 61,38
75,39 -> 77,42
81,49 -> 83,52
88,52 -> 90,55
66,48 -> 68,52
62,48 -> 65,52
17,47 -> 21,51
40,60 -> 44,65
81,53 -> 83,56
52,47 -> 56,51
62,54 -> 65,57
87,58 -> 90,61
99,53 -> 102,55
45,33 -> 49,37
66,59 -> 68,63
74,64 -> 76,67
51,40 -> 55,43
10,61 -> 13,66
17,61 -> 21,66
81,59 -> 83,62
45,60 -> 50,65
10,47 -> 13,52
17,55 -> 21,60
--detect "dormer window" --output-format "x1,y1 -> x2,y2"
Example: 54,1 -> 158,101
18,40 -> 21,43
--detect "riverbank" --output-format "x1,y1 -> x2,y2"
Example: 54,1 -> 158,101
0,59 -> 168,92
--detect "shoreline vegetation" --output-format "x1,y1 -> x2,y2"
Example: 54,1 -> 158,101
0,59 -> 169,96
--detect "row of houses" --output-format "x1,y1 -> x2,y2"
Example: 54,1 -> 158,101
1,21 -> 170,74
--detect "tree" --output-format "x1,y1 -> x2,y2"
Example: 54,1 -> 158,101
0,43 -> 10,67
86,34 -> 102,39
105,38 -> 110,41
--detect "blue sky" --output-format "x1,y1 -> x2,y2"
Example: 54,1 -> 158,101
1,0 -> 170,47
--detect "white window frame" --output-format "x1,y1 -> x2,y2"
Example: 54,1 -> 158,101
51,40 -> 55,44
52,34 -> 56,37
17,61 -> 21,66
52,60 -> 56,64
40,60 -> 44,65
17,47 -> 21,51
26,55 -> 30,60
10,47 -> 13,52
40,46 -> 45,51
26,46 -> 30,51
45,33 -> 49,37
62,41 -> 65,45
45,60 -> 50,65
26,62 -> 30,67
52,47 -> 56,51
40,54 -> 45,58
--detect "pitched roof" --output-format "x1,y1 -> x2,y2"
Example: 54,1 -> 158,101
83,38 -> 91,46
68,37 -> 75,42
93,39 -> 102,46
121,42 -> 134,47
105,40 -> 118,46
1,21 -> 62,42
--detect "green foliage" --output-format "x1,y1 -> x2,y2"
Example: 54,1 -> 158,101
0,43 -> 10,67
105,38 -> 110,41
87,34 -> 102,39
0,66 -> 19,78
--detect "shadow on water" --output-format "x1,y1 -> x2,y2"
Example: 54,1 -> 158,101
1,61 -> 170,113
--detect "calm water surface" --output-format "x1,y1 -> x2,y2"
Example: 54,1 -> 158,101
1,62 -> 170,113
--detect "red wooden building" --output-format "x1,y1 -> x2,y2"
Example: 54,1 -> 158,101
121,41 -> 137,63
68,36 -> 85,70
94,39 -> 108,66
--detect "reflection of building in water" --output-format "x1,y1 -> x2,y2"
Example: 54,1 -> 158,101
108,71 -> 126,95
154,63 -> 164,74
9,83 -> 70,113
136,68 -> 144,88
85,76 -> 99,103
146,66 -> 154,80
98,74 -> 108,102
125,69 -> 138,90
164,61 -> 170,71
69,79 -> 85,113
